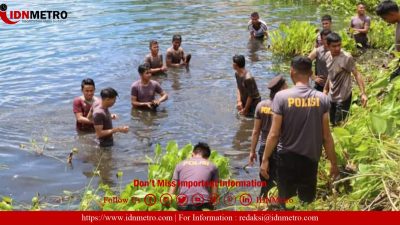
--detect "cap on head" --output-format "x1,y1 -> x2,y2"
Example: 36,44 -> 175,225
267,75 -> 285,90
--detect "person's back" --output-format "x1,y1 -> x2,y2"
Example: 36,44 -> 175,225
273,86 -> 329,161
170,142 -> 219,211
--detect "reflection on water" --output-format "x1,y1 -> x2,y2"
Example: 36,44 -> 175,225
247,38 -> 267,62
0,0 -> 318,204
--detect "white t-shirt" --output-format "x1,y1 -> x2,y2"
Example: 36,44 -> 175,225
248,19 -> 268,38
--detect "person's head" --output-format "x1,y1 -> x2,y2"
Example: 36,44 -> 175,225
290,56 -> 312,83
149,40 -> 159,55
376,0 -> 400,24
192,142 -> 211,159
326,32 -> 342,56
250,12 -> 260,25
321,15 -> 332,30
320,29 -> 332,47
232,54 -> 245,70
138,64 -> 151,82
81,78 -> 95,101
357,2 -> 366,16
172,34 -> 182,50
100,87 -> 118,108
268,75 -> 288,99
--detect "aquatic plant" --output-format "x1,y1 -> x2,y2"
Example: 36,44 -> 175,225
80,141 -> 231,211
269,21 -> 317,57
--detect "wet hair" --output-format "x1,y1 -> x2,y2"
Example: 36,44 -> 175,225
376,0 -> 399,17
193,142 -> 211,158
149,40 -> 158,49
326,32 -> 342,45
232,54 -> 245,68
269,79 -> 286,100
357,2 -> 365,7
251,12 -> 259,18
320,29 -> 332,37
291,56 -> 312,75
100,87 -> 118,99
172,34 -> 182,42
321,14 -> 332,22
81,78 -> 95,90
138,63 -> 150,75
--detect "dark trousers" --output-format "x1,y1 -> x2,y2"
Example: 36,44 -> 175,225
330,93 -> 352,126
258,145 -> 277,197
276,152 -> 318,204
354,34 -> 368,49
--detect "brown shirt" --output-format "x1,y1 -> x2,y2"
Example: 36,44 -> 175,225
144,53 -> 163,69
131,80 -> 163,103
272,85 -> 330,162
93,104 -> 113,147
254,100 -> 273,145
326,50 -> 355,102
351,15 -> 371,38
235,71 -> 261,114
172,157 -> 219,204
166,47 -> 184,64
73,97 -> 95,132
315,46 -> 330,87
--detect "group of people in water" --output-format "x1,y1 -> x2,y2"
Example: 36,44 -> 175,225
72,0 -> 400,210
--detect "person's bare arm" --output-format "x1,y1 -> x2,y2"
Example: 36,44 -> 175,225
153,91 -> 168,106
131,96 -> 152,109
260,113 -> 282,179
240,96 -> 253,115
352,67 -> 368,107
308,48 -> 317,61
75,112 -> 93,125
249,119 -> 262,166
322,112 -> 339,179
168,185 -> 177,195
323,79 -> 330,95
236,89 -> 243,111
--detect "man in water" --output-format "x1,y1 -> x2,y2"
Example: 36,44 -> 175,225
169,142 -> 219,211
93,88 -> 129,147
260,56 -> 339,208
324,32 -> 367,126
350,3 -> 371,49
309,29 -> 332,92
166,34 -> 191,68
73,78 -> 98,132
315,15 -> 332,48
249,75 -> 287,197
131,64 -> 168,110
233,54 -> 261,117
376,0 -> 400,81
144,40 -> 167,74
248,12 -> 268,40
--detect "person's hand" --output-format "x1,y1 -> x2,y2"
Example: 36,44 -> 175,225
111,114 -> 118,120
161,66 -> 168,72
250,31 -> 255,39
143,102 -> 153,109
361,93 -> 368,108
239,108 -> 248,116
152,99 -> 161,106
118,126 -> 129,133
260,161 -> 269,179
249,151 -> 257,166
330,163 -> 339,181
315,76 -> 324,86
236,102 -> 243,111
